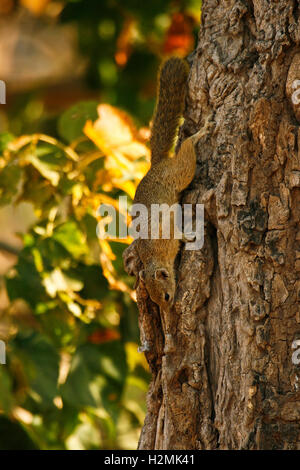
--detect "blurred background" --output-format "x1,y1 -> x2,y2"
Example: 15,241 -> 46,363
0,0 -> 200,449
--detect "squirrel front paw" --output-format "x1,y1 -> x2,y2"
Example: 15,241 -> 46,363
192,117 -> 214,142
138,341 -> 151,353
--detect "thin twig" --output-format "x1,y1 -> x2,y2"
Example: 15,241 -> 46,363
0,241 -> 20,256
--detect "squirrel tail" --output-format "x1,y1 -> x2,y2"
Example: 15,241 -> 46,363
150,57 -> 189,164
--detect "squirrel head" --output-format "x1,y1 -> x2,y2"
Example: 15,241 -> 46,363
139,264 -> 175,309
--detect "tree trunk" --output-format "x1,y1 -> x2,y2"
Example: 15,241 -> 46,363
134,0 -> 300,450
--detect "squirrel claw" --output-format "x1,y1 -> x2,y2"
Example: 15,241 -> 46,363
138,341 -> 151,353
182,231 -> 196,243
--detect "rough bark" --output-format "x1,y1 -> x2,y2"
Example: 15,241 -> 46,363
127,0 -> 300,450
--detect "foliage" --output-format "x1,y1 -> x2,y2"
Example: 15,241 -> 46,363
0,104 -> 150,449
6,0 -> 200,135
0,0 -> 200,450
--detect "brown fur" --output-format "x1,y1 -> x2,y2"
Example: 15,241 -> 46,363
133,57 -> 210,309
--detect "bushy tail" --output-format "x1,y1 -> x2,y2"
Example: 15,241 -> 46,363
150,57 -> 189,165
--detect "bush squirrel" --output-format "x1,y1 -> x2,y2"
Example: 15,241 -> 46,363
125,57 -> 211,310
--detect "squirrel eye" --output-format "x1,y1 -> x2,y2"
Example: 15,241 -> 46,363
155,268 -> 169,280
164,293 -> 170,302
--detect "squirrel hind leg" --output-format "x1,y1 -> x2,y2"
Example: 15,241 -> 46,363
123,241 -> 140,277
191,116 -> 214,143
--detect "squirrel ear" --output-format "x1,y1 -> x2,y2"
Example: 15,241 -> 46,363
139,270 -> 146,282
155,268 -> 169,280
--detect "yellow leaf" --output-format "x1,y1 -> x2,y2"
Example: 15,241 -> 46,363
117,142 -> 150,160
125,342 -> 149,372
94,105 -> 137,148
20,0 -> 51,15
99,240 -> 116,261
84,120 -> 113,158
84,104 -> 150,161
113,180 -> 136,199
99,240 -> 133,294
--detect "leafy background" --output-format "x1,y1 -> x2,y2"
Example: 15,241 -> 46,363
0,0 -> 200,449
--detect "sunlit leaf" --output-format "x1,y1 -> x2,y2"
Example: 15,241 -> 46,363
20,0 -> 51,16
66,420 -> 101,450
29,155 -> 60,186
125,342 -> 149,372
43,268 -> 83,298
52,221 -> 88,258
84,104 -> 150,161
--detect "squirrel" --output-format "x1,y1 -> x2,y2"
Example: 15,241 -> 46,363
124,57 -> 212,310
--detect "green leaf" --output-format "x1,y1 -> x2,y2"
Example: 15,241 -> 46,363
58,101 -> 98,144
0,164 -> 22,206
36,237 -> 71,270
61,354 -> 99,408
0,416 -> 38,450
6,253 -> 46,309
0,132 -> 14,153
12,332 -> 59,409
27,154 -> 60,186
36,309 -> 74,348
52,221 -> 88,258
76,264 -> 109,301
19,173 -> 54,209
61,341 -> 127,415
25,145 -> 67,186
0,368 -> 13,413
